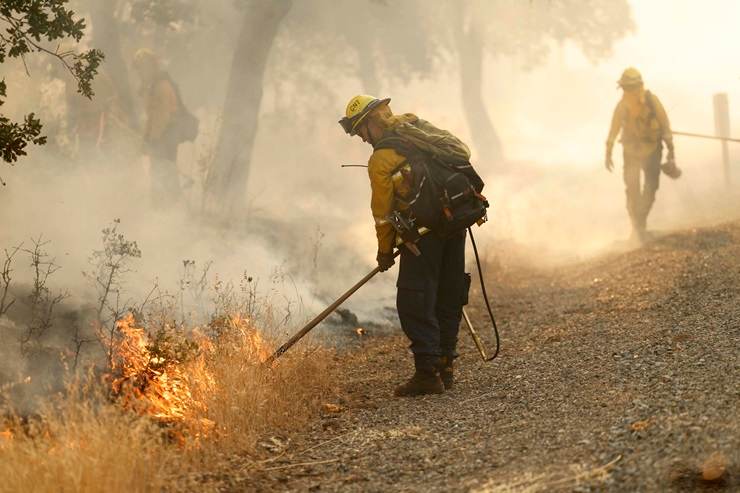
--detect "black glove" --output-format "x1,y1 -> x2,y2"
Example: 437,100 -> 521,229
376,251 -> 395,272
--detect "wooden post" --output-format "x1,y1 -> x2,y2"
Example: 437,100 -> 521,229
713,93 -> 731,187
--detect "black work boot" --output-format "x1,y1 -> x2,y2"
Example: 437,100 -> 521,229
394,354 -> 444,397
438,355 -> 454,390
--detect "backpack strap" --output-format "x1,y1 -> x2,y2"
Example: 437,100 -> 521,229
644,90 -> 670,138
373,135 -> 407,152
644,90 -> 657,119
374,135 -> 417,173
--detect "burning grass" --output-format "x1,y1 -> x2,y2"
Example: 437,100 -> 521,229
0,313 -> 335,492
106,313 -> 214,442
197,315 -> 331,454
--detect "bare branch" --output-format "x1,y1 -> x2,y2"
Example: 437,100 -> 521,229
19,236 -> 67,353
0,242 -> 23,317
71,324 -> 96,371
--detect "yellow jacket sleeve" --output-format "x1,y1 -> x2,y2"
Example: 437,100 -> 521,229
606,101 -> 623,152
651,94 -> 674,151
368,148 -> 406,254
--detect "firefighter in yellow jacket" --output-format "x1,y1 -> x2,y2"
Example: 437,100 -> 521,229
606,67 -> 679,241
340,95 -> 469,397
134,49 -> 183,206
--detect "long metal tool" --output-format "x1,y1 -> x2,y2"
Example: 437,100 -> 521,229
462,308 -> 492,361
673,131 -> 740,143
265,250 -> 401,365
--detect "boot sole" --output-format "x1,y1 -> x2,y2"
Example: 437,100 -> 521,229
394,383 -> 445,397
394,388 -> 445,397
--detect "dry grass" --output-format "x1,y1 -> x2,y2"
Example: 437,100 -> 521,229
0,388 -> 177,493
0,315 -> 335,493
475,455 -> 622,493
196,315 -> 333,455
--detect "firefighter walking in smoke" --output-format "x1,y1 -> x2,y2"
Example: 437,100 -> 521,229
605,67 -> 681,241
133,49 -> 198,207
339,95 -> 483,397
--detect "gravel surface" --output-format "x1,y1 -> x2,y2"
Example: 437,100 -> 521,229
210,221 -> 740,492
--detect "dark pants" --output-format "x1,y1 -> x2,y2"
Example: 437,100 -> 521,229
396,231 -> 467,358
623,146 -> 662,231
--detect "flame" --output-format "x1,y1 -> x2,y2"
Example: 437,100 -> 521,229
109,314 -> 210,426
107,313 -> 270,442
0,428 -> 13,443
208,314 -> 272,362
0,424 -> 14,451
231,315 -> 271,363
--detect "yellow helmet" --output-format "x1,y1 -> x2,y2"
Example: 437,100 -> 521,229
134,48 -> 158,66
339,95 -> 391,135
618,67 -> 643,88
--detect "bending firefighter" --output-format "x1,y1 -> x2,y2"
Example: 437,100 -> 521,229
339,95 -> 487,397
605,67 -> 681,241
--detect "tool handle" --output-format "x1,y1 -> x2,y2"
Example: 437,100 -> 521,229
462,308 -> 488,361
673,131 -> 740,143
265,250 -> 401,364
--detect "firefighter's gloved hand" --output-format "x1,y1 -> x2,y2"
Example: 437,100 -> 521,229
376,251 -> 395,272
666,148 -> 676,164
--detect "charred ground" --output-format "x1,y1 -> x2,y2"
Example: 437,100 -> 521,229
206,220 -> 740,492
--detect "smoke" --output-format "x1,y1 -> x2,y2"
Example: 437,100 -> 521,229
1,0 -> 739,407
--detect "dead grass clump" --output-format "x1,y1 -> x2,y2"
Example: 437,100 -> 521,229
197,315 -> 333,454
0,385 -> 177,493
476,455 -> 622,493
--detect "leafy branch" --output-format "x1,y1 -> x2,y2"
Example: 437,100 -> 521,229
0,1 -> 104,170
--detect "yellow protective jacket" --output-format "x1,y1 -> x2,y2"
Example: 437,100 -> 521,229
607,89 -> 674,158
144,75 -> 179,144
367,113 -> 419,254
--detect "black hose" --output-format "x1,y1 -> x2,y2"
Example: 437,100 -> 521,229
468,227 -> 500,360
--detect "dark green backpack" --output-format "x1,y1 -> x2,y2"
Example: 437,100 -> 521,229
158,74 -> 199,144
374,118 -> 488,237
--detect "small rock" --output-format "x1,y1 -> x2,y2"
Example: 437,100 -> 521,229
701,452 -> 727,482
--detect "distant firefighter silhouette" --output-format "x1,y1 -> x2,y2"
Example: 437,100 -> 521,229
605,67 -> 681,242
134,48 -> 199,208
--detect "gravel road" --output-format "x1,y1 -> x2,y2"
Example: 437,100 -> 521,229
221,221 -> 740,492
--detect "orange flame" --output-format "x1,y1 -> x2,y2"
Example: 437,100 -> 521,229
0,428 -> 13,442
226,314 -> 271,362
109,314 -> 210,426
107,313 -> 270,442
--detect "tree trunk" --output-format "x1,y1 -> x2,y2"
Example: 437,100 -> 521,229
455,18 -> 505,169
88,0 -> 138,129
204,0 -> 292,216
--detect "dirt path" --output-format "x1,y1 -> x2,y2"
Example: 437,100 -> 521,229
225,222 -> 739,492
